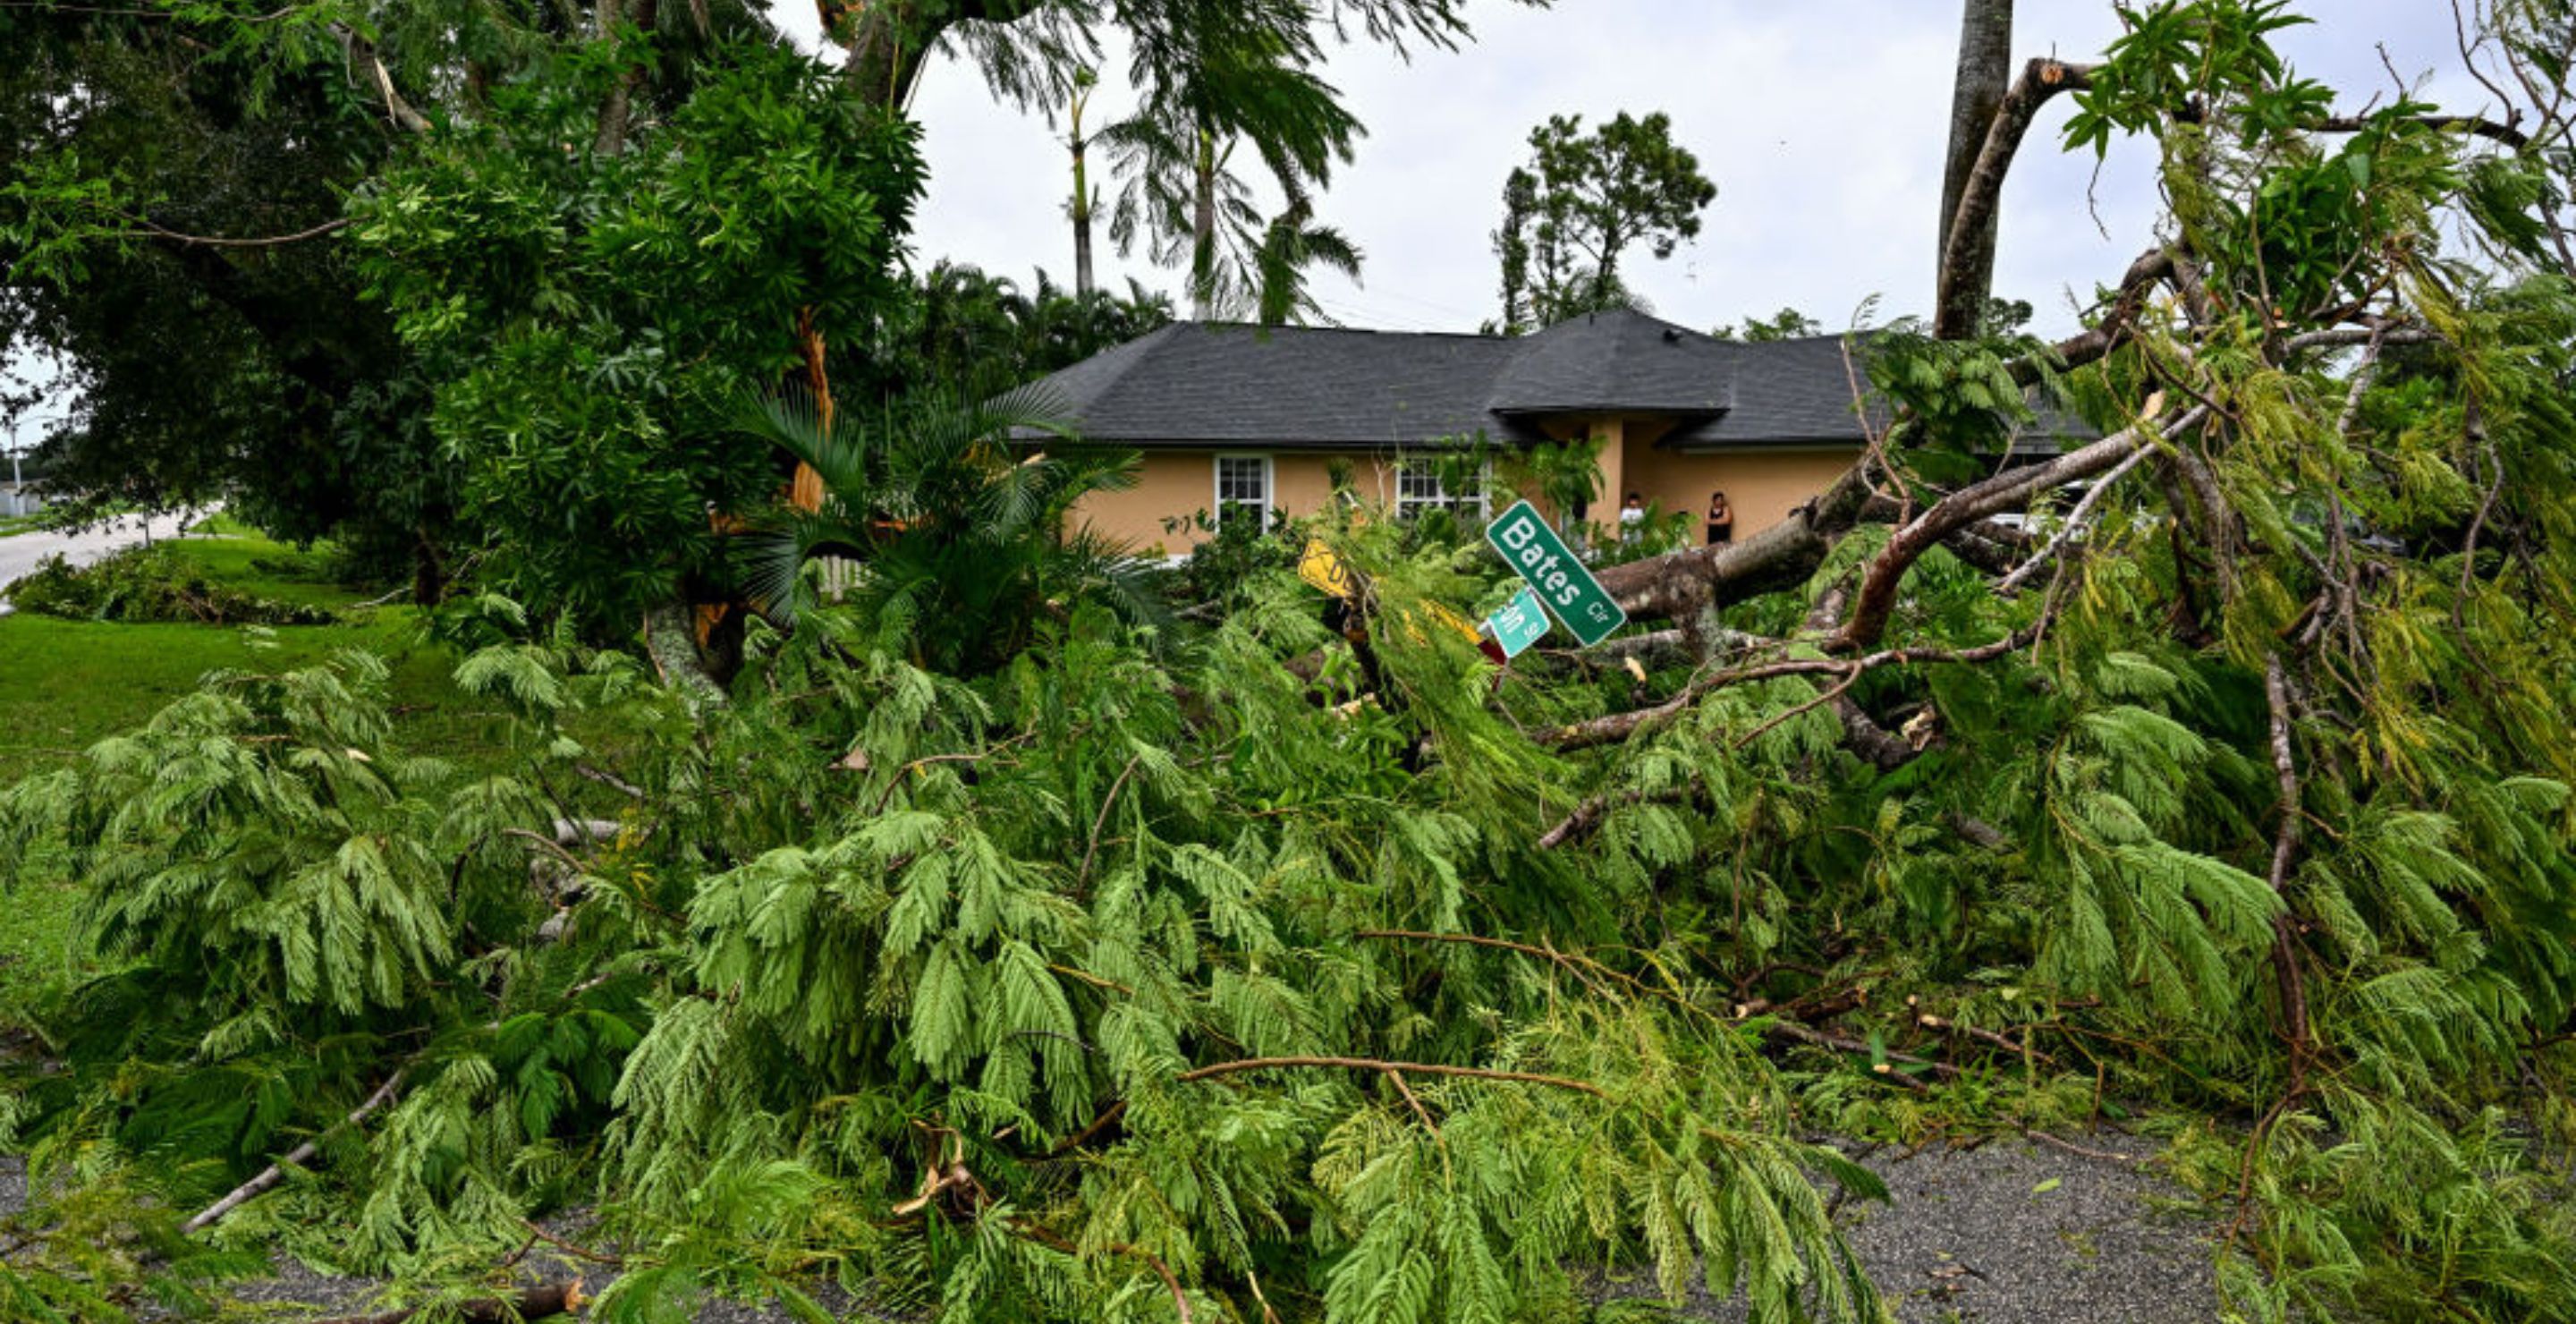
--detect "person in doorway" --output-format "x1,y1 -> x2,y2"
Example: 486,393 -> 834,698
1618,491 -> 1646,543
1705,490 -> 1733,546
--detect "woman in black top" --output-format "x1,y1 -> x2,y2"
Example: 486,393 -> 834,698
1705,490 -> 1733,546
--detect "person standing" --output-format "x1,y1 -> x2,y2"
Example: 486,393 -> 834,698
1618,491 -> 1647,543
1705,490 -> 1733,546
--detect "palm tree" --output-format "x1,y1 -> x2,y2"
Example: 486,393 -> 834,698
1247,184 -> 1364,326
730,386 -> 1168,675
1065,68 -> 1102,298
1100,9 -> 1365,323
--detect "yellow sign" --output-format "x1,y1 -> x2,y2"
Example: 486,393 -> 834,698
1399,598 -> 1483,647
1299,539 -> 1357,599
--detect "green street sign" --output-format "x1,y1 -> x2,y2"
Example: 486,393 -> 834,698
1484,499 -> 1628,647
1483,586 -> 1553,658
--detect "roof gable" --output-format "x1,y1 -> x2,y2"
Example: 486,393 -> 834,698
1487,308 -> 1736,415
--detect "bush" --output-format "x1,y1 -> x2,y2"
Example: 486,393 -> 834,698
2,546 -> 337,625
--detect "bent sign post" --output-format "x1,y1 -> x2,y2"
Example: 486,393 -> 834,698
1484,500 -> 1627,647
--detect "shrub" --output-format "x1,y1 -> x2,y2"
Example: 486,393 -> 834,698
2,546 -> 336,625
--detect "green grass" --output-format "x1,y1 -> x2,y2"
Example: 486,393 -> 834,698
0,528 -> 515,783
0,609 -> 517,784
0,526 -> 533,1018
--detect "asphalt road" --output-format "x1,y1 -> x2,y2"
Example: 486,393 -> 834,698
0,513 -> 200,616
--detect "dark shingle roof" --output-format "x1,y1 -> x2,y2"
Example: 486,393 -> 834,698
1017,308 -> 2085,451
1486,309 -> 1735,414
1018,322 -> 1537,447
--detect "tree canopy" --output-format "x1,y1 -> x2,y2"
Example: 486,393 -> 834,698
1493,111 -> 1716,334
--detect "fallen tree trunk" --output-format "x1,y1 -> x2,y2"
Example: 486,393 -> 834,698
1594,462 -> 1880,625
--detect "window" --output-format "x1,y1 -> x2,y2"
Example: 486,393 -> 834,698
1396,458 -> 1488,522
1214,454 -> 1272,532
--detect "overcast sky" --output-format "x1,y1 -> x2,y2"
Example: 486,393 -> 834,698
777,0 -> 2479,338
0,1 -> 2491,446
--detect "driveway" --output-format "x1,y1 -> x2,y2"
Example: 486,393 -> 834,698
0,512 -> 201,616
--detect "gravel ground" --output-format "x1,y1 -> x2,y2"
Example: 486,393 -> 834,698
2,1134 -> 2217,1321
1590,1135 -> 2221,1322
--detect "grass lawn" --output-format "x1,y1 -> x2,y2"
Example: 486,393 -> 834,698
0,525 -> 530,1018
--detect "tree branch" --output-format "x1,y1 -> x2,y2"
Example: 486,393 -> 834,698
1178,1056 -> 1607,1099
2011,248 -> 2176,385
2262,657 -> 2312,1084
1831,404 -> 2207,653
336,25 -> 430,134
1937,57 -> 2097,338
2313,111 -> 2529,149
182,1069 -> 407,1235
314,1283 -> 584,1324
115,214 -> 351,248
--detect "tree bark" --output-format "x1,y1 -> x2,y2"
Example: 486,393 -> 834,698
316,1282 -> 584,1324
1592,461 -> 1879,625
841,3 -> 930,109
1070,79 -> 1097,298
643,599 -> 731,709
592,0 -> 658,158
1831,404 -> 2205,652
1191,129 -> 1217,319
1938,0 -> 2014,288
1936,57 -> 2095,340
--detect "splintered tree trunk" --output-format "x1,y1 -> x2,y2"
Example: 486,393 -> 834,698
1936,0 -> 2013,337
792,305 -> 831,513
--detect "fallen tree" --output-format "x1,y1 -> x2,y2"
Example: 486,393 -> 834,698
5,4 -> 2576,1324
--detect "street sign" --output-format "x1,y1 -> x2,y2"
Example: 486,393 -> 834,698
1484,500 -> 1627,647
1482,586 -> 1552,658
1299,539 -> 1357,599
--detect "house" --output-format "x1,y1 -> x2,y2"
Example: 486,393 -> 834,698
1020,307 -> 2080,554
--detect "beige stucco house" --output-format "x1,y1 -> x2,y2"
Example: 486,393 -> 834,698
1019,309 -> 2050,553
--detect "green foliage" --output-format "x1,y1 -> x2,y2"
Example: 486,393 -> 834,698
352,39 -> 926,636
896,261 -> 1174,397
728,385 -> 1167,675
0,7 -> 451,567
1493,112 -> 1716,334
1711,308 -> 1826,342
1,544 -> 337,625
12,5 -> 2576,1323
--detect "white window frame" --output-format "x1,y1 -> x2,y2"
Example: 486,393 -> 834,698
1213,454 -> 1275,533
1395,456 -> 1491,522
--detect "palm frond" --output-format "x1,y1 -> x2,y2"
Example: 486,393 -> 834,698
726,385 -> 873,505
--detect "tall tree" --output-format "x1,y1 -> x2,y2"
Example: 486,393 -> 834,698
1100,17 -> 1364,323
1492,111 -> 1715,333
1936,0 -> 2015,333
1064,67 -> 1101,296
